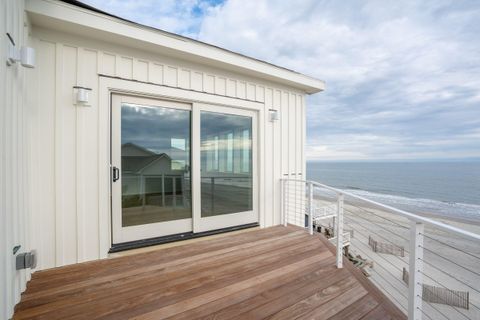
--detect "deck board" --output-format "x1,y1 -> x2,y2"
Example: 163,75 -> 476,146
14,225 -> 406,320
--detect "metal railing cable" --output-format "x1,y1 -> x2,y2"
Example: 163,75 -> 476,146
421,246 -> 480,279
341,215 -> 414,314
421,270 -> 478,315
369,276 -> 408,313
345,200 -> 410,230
420,308 -> 436,320
418,257 -> 480,297
323,199 -> 410,292
422,299 -> 457,320
345,205 -> 410,243
420,270 -> 474,319
284,180 -> 307,227
344,209 -> 410,255
343,219 -> 409,297
342,217 -> 422,316
420,232 -> 480,262
343,217 -> 406,273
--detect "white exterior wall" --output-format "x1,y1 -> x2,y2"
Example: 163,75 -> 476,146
0,0 -> 32,318
26,27 -> 307,270
27,27 -> 305,269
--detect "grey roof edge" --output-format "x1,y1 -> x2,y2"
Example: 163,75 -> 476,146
59,0 -> 325,93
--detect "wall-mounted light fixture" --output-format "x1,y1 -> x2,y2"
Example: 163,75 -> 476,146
6,33 -> 36,68
73,86 -> 92,106
269,109 -> 280,122
20,46 -> 35,68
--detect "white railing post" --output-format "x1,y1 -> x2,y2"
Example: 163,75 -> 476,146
408,221 -> 424,320
336,193 -> 344,268
308,182 -> 313,235
282,179 -> 287,227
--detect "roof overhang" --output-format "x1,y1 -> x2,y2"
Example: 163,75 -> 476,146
25,0 -> 325,94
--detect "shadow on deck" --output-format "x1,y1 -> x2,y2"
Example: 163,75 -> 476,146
14,225 -> 406,319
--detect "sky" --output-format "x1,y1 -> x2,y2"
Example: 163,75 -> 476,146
82,0 -> 480,161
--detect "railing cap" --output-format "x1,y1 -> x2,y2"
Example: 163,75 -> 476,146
281,178 -> 480,242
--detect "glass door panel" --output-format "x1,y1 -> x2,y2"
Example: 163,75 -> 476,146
200,111 -> 253,217
193,105 -> 258,233
121,103 -> 191,226
112,95 -> 192,244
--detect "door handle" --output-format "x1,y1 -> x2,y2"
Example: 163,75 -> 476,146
112,166 -> 120,182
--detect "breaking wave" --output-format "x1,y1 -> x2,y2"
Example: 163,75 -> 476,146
343,188 -> 480,222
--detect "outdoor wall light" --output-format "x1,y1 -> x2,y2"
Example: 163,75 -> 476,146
20,46 -> 36,68
73,86 -> 92,106
269,109 -> 280,122
6,33 -> 36,68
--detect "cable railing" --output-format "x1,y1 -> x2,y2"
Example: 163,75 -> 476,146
281,178 -> 480,320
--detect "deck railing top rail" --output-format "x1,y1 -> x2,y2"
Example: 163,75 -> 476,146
282,178 -> 480,242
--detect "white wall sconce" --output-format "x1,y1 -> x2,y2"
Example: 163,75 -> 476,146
6,33 -> 36,68
269,109 -> 280,122
20,46 -> 35,68
73,86 -> 92,106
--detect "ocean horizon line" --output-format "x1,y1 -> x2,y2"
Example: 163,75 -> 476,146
306,158 -> 480,163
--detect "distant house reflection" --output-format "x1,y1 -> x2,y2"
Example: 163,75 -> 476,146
121,142 -> 191,227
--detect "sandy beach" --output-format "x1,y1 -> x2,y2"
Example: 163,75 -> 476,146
309,197 -> 480,319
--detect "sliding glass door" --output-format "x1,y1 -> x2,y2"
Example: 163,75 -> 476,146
112,95 -> 258,244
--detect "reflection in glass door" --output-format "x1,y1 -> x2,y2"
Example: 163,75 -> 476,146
200,112 -> 253,217
121,104 -> 191,226
112,95 -> 192,243
194,106 -> 258,233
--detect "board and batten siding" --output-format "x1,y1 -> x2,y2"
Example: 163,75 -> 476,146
28,28 -> 307,271
0,0 -> 32,318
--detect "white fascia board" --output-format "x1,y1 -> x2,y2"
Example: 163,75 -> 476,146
25,0 -> 325,94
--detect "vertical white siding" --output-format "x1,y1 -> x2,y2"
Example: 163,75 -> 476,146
273,90 -> 282,225
0,0 -> 31,318
33,40 -> 56,269
264,89 -> 274,227
102,52 -> 116,75
149,62 -> 164,84
80,48 -> 100,262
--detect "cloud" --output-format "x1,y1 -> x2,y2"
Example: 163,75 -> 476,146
80,0 -> 224,37
82,0 -> 480,160
198,0 -> 480,160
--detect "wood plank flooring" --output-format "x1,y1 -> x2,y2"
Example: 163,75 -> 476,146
14,225 -> 406,320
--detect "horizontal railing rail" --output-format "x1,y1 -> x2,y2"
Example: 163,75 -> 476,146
281,178 -> 480,320
282,178 -> 480,242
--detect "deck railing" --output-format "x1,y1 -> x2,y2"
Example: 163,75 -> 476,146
281,178 -> 480,320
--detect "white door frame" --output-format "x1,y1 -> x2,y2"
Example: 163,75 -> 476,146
192,103 -> 259,233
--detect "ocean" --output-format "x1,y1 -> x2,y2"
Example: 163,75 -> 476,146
306,161 -> 480,223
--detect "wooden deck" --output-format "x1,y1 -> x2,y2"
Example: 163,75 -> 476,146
14,225 -> 406,320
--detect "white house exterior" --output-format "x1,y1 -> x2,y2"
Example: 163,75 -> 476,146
0,0 -> 324,317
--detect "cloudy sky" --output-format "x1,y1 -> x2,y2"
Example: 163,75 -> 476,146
83,0 -> 480,161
